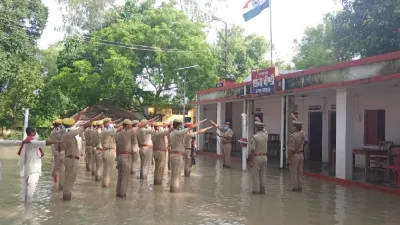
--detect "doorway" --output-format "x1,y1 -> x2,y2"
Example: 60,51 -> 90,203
309,112 -> 323,161
225,102 -> 233,127
329,111 -> 336,164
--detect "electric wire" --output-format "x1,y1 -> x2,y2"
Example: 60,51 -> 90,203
84,36 -> 211,53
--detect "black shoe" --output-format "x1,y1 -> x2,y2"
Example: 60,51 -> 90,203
292,188 -> 298,192
298,188 -> 302,192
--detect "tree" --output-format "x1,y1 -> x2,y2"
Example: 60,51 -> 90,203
175,0 -> 227,23
0,0 -> 48,127
56,0 -> 118,33
292,24 -> 338,70
331,0 -> 400,57
214,25 -> 270,80
50,2 -> 218,116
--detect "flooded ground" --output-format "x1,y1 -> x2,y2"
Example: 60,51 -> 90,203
0,147 -> 400,225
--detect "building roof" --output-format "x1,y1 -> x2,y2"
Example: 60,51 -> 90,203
75,100 -> 145,122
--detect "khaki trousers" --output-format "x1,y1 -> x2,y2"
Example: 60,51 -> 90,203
116,154 -> 131,197
85,146 -> 93,171
139,147 -> 153,180
102,149 -> 116,187
153,151 -> 166,185
183,150 -> 192,177
289,153 -> 304,189
91,147 -> 97,176
167,147 -> 171,170
58,151 -> 66,191
52,151 -> 60,178
170,154 -> 184,193
95,149 -> 103,181
251,156 -> 268,193
130,146 -> 139,175
63,157 -> 79,200
222,143 -> 232,167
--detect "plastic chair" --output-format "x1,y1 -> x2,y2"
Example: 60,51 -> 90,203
385,153 -> 400,186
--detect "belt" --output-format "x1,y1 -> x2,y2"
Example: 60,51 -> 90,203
294,151 -> 304,154
139,144 -> 153,148
96,148 -> 103,152
170,151 -> 184,155
154,147 -> 167,152
254,153 -> 267,156
119,151 -> 130,155
66,155 -> 80,160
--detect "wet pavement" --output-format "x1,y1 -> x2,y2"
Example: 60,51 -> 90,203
1,147 -> 400,225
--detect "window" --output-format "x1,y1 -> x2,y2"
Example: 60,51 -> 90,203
364,110 -> 385,145
172,108 -> 181,115
171,108 -> 188,115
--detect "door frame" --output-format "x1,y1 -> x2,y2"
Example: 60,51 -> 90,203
328,111 -> 336,164
308,111 -> 323,162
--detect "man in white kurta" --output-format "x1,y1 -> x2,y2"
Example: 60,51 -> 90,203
0,137 -> 61,203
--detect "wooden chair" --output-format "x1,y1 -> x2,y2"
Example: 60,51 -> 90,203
369,141 -> 393,180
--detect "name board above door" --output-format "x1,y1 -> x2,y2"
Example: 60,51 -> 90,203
251,67 -> 277,95
309,105 -> 321,111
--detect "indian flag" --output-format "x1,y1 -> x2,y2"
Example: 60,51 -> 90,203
242,0 -> 270,22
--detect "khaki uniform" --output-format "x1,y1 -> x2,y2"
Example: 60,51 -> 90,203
115,129 -> 134,197
250,130 -> 268,194
183,131 -> 197,177
60,127 -> 85,200
84,128 -> 94,172
50,128 -> 61,179
167,134 -> 171,170
288,130 -> 305,190
130,127 -> 140,175
169,129 -> 189,192
80,132 -> 86,157
100,128 -> 117,187
57,128 -> 67,191
220,128 -> 233,167
137,127 -> 155,179
151,129 -> 170,185
93,128 -> 103,180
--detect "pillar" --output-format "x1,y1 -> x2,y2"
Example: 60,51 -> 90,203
23,108 -> 29,139
335,89 -> 354,179
246,100 -> 254,159
322,101 -> 330,163
216,102 -> 225,155
197,104 -> 204,150
280,96 -> 285,169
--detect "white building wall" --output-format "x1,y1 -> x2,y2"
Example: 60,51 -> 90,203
295,92 -> 336,162
294,88 -> 400,165
253,97 -> 282,135
231,101 -> 244,149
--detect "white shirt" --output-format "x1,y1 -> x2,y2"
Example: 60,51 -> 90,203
19,141 -> 46,178
0,140 -> 46,178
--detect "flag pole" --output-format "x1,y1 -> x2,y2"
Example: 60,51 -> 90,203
269,0 -> 273,66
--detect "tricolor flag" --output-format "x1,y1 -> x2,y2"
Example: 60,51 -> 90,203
242,0 -> 270,22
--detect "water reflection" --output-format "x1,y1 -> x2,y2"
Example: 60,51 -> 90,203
1,147 -> 400,225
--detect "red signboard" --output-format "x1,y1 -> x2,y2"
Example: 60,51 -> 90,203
251,67 -> 277,94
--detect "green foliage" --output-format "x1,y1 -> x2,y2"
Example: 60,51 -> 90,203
43,2 -> 218,117
294,0 -> 400,69
57,0 -> 118,33
293,23 -> 338,70
214,25 -> 270,80
0,0 -> 48,127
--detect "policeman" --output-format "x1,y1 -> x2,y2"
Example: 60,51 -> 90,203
288,120 -> 305,192
249,121 -> 268,194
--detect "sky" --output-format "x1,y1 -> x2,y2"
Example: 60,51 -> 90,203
37,0 -> 343,63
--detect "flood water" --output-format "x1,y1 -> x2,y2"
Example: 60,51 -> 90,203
1,147 -> 400,225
